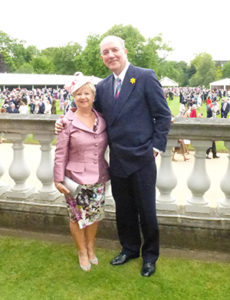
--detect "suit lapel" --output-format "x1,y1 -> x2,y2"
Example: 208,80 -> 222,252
103,75 -> 117,126
111,65 -> 137,124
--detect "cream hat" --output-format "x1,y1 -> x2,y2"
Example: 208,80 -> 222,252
64,73 -> 94,95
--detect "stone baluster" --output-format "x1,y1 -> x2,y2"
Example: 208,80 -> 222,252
218,141 -> 230,216
0,153 -> 10,196
6,133 -> 34,198
34,134 -> 59,201
186,140 -> 211,214
156,138 -> 177,211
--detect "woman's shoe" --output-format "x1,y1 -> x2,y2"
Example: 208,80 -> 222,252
78,254 -> 91,271
80,263 -> 91,271
90,257 -> 98,265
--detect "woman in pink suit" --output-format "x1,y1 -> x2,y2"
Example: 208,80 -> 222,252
54,75 -> 109,271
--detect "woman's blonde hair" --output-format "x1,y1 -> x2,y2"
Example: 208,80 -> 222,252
73,82 -> 96,96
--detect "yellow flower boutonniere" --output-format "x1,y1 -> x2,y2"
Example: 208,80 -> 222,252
130,77 -> 136,84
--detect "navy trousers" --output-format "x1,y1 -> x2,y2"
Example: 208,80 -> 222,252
110,160 -> 159,263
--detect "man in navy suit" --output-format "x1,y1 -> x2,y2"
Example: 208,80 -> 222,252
95,36 -> 171,277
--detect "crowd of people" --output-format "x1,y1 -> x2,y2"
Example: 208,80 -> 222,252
0,87 -> 72,115
166,87 -> 230,161
164,87 -> 230,119
1,85 -> 230,119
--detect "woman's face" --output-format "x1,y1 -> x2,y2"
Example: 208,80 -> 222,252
73,84 -> 95,110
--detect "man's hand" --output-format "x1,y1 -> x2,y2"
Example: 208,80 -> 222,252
153,151 -> 159,158
55,182 -> 70,195
55,115 -> 65,134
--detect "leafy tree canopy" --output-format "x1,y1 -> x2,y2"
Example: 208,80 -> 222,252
0,27 -> 229,87
222,61 -> 230,78
189,53 -> 216,87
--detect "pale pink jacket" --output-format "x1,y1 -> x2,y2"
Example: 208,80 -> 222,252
54,108 -> 110,185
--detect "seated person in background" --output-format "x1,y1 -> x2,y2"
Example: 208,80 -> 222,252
172,139 -> 189,161
190,104 -> 197,118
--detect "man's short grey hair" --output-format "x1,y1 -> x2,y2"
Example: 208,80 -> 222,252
100,35 -> 125,52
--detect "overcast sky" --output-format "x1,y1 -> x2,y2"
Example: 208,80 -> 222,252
1,0 -> 229,63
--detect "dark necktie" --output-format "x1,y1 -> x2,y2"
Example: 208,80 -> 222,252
114,78 -> 122,99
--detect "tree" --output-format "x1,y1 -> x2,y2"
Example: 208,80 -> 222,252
215,65 -> 223,81
51,43 -> 82,74
222,61 -> 230,78
16,63 -> 34,74
24,45 -> 40,62
77,34 -> 107,77
0,30 -> 37,72
0,50 -> 13,72
189,53 -> 216,87
139,35 -> 172,78
0,31 -> 16,71
32,56 -> 54,74
174,61 -> 189,86
0,27 -> 174,78
159,60 -> 185,86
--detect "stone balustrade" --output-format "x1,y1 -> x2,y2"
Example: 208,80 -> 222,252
157,117 -> 230,217
0,114 -> 230,252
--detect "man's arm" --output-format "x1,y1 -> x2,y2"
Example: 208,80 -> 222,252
145,70 -> 172,152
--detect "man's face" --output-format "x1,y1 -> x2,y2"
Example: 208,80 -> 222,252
101,40 -> 127,75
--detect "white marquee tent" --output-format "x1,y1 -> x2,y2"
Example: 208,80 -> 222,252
160,76 -> 178,87
0,72 -> 102,88
210,78 -> 230,91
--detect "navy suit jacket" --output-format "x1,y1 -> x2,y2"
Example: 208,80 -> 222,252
94,64 -> 171,177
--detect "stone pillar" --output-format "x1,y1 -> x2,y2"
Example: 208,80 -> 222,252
156,139 -> 177,211
6,133 -> 34,198
34,134 -> 59,201
0,154 -> 10,196
218,141 -> 230,216
186,140 -> 211,214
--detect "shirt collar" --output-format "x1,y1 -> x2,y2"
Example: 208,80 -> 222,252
113,61 -> 130,82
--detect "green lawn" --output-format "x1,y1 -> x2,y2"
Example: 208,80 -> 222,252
0,235 -> 229,300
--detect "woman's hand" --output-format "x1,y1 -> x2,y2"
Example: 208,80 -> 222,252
55,182 -> 70,195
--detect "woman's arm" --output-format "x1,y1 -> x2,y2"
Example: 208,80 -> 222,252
53,119 -> 71,194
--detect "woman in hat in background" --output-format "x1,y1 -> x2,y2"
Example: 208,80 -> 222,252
54,75 -> 109,271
